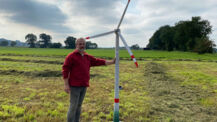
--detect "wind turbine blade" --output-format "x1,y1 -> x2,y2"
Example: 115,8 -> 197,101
85,30 -> 115,40
118,32 -> 138,68
117,0 -> 131,29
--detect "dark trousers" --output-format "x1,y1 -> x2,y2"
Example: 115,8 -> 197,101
67,86 -> 87,122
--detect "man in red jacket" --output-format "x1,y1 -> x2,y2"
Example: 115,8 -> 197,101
62,38 -> 115,122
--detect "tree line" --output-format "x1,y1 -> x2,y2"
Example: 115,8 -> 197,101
25,33 -> 141,50
1,34 -> 140,49
146,16 -> 216,54
25,33 -> 98,49
0,41 -> 17,47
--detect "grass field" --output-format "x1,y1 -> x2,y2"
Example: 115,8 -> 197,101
0,47 -> 217,122
1,47 -> 217,61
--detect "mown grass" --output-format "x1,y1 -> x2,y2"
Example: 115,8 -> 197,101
163,61 -> 217,107
0,61 -> 61,72
0,55 -> 64,62
144,61 -> 217,121
0,61 -> 151,121
0,47 -> 217,121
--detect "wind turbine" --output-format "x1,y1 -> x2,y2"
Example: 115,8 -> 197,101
85,0 -> 138,121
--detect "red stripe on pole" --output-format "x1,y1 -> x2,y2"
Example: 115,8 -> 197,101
131,55 -> 135,59
135,62 -> 138,68
114,99 -> 119,103
85,37 -> 90,39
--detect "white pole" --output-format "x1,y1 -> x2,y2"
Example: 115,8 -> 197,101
114,30 -> 120,122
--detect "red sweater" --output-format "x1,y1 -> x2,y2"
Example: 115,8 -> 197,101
62,50 -> 106,87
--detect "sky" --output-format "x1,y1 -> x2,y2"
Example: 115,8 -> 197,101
0,0 -> 216,48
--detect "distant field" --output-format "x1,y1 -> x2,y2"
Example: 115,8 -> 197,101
0,47 -> 217,61
0,47 -> 217,121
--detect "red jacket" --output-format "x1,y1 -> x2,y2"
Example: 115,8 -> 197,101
62,49 -> 106,87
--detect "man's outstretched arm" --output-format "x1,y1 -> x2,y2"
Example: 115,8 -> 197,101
105,58 -> 116,65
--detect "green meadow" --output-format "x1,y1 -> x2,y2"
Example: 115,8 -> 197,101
0,47 -> 217,122
1,47 -> 217,61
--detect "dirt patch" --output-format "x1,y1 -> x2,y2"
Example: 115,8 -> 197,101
144,62 -> 217,121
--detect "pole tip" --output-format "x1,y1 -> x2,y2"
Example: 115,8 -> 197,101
135,62 -> 138,68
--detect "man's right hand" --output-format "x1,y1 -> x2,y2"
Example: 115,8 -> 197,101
64,84 -> 70,94
64,78 -> 70,94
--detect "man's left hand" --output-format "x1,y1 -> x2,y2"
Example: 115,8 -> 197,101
105,58 -> 116,65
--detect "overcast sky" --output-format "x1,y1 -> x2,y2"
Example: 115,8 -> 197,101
0,0 -> 216,47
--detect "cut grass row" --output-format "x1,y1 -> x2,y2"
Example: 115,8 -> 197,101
0,55 -> 65,62
144,62 -> 217,121
0,61 -> 61,72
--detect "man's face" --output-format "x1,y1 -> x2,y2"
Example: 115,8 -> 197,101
76,39 -> 86,52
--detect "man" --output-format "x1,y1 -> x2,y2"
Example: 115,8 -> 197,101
62,38 -> 115,122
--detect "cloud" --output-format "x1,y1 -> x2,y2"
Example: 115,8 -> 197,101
132,0 -> 217,45
0,0 -> 216,47
0,0 -> 72,33
63,0 -> 217,46
67,0 -> 121,25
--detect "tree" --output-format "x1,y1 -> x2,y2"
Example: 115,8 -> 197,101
25,33 -> 37,48
147,25 -> 174,50
39,33 -> 52,48
10,41 -> 17,47
89,43 -> 98,49
91,43 -> 98,49
173,21 -> 191,51
0,41 -> 9,46
85,41 -> 91,49
86,41 -> 98,49
193,37 -> 216,54
131,44 -> 140,50
64,36 -> 76,49
146,16 -> 214,53
160,26 -> 175,51
50,43 -> 62,48
173,16 -> 212,51
146,30 -> 162,50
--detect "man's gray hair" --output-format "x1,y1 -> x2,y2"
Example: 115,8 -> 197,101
76,38 -> 86,44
